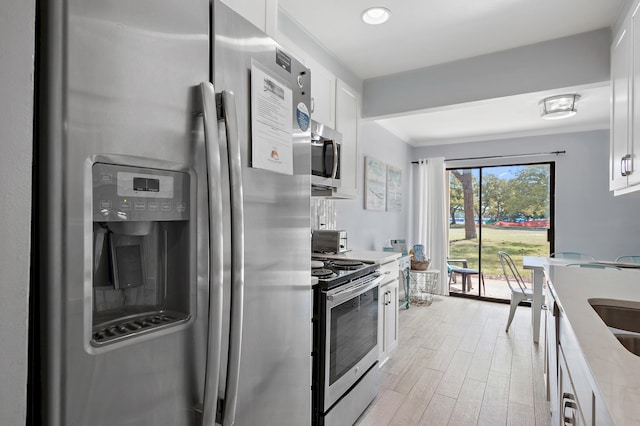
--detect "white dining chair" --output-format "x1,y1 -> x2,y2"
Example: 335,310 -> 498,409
615,255 -> 640,264
550,252 -> 596,261
498,251 -> 534,332
566,263 -> 621,270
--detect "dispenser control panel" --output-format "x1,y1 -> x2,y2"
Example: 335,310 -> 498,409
92,163 -> 190,222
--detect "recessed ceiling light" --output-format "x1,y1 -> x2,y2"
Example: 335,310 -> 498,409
361,7 -> 391,25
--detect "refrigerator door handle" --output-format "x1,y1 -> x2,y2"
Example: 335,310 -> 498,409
220,90 -> 245,426
199,82 -> 225,426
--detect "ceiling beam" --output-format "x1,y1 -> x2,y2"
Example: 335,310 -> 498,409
362,28 -> 611,119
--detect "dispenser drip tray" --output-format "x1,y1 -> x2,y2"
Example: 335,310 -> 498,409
92,310 -> 188,346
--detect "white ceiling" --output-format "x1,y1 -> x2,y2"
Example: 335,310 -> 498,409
279,0 -> 625,146
374,83 -> 612,145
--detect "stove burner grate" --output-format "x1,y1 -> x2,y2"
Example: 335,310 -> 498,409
330,260 -> 365,270
312,268 -> 335,278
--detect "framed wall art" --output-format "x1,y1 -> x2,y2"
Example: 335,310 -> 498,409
386,165 -> 402,212
364,157 -> 386,210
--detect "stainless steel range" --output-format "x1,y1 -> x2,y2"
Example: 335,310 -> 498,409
312,258 -> 383,426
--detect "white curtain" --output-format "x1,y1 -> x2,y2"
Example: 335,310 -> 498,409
417,158 -> 449,296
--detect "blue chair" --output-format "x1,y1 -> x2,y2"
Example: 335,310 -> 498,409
448,262 -> 485,294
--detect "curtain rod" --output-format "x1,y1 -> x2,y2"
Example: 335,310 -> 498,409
410,150 -> 566,164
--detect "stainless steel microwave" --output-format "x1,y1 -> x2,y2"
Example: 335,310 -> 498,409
311,120 -> 342,189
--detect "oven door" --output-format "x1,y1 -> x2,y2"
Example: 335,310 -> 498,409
323,274 -> 382,410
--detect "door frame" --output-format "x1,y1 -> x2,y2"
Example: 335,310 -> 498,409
446,161 -> 556,302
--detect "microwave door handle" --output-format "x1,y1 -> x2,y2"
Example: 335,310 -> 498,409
220,90 -> 245,426
331,141 -> 339,179
198,82 -> 224,426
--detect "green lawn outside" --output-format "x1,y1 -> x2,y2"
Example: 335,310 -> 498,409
449,225 -> 549,278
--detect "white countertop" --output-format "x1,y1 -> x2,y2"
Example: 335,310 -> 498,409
546,265 -> 640,425
314,250 -> 401,265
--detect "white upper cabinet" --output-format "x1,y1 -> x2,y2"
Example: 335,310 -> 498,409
274,26 -> 360,199
220,0 -> 277,36
307,56 -> 336,129
333,79 -> 359,199
275,35 -> 336,129
611,22 -> 630,191
611,3 -> 640,194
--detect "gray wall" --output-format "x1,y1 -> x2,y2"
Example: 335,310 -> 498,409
412,130 -> 640,260
363,29 -> 611,119
0,0 -> 35,424
335,121 -> 412,251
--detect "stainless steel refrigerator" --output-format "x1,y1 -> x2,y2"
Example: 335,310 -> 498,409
30,1 -> 312,425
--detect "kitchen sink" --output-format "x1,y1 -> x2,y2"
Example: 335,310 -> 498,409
590,300 -> 640,333
614,334 -> 640,356
589,298 -> 640,356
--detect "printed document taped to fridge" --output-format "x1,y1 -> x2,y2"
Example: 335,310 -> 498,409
251,60 -> 293,175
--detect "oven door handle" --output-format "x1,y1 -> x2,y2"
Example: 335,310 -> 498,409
326,274 -> 383,305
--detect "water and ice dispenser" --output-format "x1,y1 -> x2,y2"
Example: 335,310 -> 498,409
91,163 -> 193,347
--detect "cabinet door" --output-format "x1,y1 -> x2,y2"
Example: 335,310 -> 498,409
307,56 -> 336,129
220,0 -> 268,33
384,279 -> 399,354
378,279 -> 399,366
611,22 -> 631,191
546,300 -> 560,425
558,352 -> 584,426
333,79 -> 359,198
630,6 -> 640,187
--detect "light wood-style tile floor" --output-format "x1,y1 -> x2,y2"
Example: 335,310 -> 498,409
356,296 -> 550,426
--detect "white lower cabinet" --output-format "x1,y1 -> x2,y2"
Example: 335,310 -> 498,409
546,283 -> 613,426
545,296 -> 560,424
558,351 -> 585,426
378,260 -> 399,366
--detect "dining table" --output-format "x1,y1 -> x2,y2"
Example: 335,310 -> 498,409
522,256 -> 581,343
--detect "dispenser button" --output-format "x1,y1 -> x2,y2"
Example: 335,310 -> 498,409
161,202 -> 172,211
134,202 -> 146,211
100,200 -> 112,210
120,201 -> 131,210
177,202 -> 186,212
148,202 -> 159,211
100,173 -> 113,183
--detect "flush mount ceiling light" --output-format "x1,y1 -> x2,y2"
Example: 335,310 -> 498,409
539,94 -> 580,120
361,7 -> 391,25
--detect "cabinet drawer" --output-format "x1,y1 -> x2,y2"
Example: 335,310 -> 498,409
379,260 -> 399,285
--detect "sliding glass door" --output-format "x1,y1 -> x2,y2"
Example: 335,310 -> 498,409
448,163 -> 553,301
